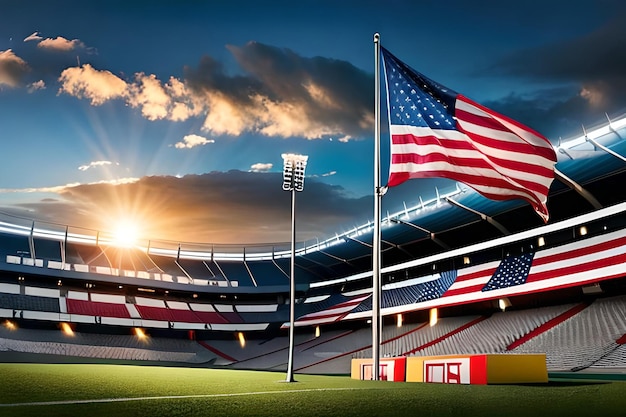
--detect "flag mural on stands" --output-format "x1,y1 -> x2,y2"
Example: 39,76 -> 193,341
287,293 -> 371,327
381,47 -> 558,222
438,228 -> 626,304
339,227 -> 626,320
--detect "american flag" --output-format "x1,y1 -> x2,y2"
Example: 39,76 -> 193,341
342,228 -> 626,320
439,228 -> 626,306
285,293 -> 371,328
381,47 -> 557,222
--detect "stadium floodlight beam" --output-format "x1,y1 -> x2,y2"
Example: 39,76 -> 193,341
281,153 -> 308,383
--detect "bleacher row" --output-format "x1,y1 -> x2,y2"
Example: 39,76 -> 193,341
211,295 -> 626,374
0,233 -> 297,287
1,295 -> 626,373
0,283 -> 275,331
0,327 -> 217,363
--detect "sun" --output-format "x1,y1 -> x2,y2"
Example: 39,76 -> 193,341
111,219 -> 140,248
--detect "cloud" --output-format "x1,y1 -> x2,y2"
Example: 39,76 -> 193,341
2,172 -> 370,244
56,41 -> 374,141
250,163 -> 273,172
38,36 -> 86,52
185,42 -> 374,140
486,13 -> 626,138
0,49 -> 29,87
322,171 -> 337,177
0,177 -> 138,195
78,160 -> 113,171
27,79 -> 46,93
58,64 -> 128,105
174,134 -> 214,149
23,32 -> 43,42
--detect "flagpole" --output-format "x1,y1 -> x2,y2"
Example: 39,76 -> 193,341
372,32 -> 382,381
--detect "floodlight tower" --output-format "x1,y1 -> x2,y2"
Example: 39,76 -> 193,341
281,153 -> 308,383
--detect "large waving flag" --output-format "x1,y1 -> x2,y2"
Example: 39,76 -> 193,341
381,47 -> 557,222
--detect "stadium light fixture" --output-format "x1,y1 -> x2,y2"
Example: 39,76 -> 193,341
282,153 -> 308,383
396,313 -> 403,327
4,320 -> 17,330
60,322 -> 74,336
429,308 -> 438,327
134,327 -> 147,340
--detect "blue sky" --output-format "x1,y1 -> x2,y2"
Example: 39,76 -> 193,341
1,0 -> 625,244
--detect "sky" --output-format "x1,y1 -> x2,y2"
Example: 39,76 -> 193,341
1,0 -> 626,245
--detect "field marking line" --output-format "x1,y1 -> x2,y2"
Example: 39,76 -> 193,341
0,387 -> 372,408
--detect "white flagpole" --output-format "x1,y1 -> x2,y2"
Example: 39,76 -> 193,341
372,32 -> 382,381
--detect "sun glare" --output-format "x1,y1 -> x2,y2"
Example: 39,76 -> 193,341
112,220 -> 140,248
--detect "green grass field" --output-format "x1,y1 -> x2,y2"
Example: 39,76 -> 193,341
0,363 -> 625,417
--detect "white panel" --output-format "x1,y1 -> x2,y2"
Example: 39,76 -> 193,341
69,314 -> 96,324
95,266 -> 113,275
214,304 -> 234,313
22,258 -> 34,266
135,297 -> 165,307
67,291 -> 89,301
137,271 -> 150,279
126,304 -> 141,318
173,322 -> 207,330
210,323 -> 269,331
101,317 -> 135,326
74,264 -> 89,272
90,293 -> 126,304
140,319 -> 169,329
0,308 -> 14,318
0,283 -> 20,294
236,304 -> 278,312
25,287 -> 60,298
6,255 -> 21,264
48,260 -> 63,269
22,311 -> 60,321
59,297 -> 67,314
166,301 -> 190,310
189,303 -> 215,312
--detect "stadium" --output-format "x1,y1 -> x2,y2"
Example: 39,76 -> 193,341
1,111 -> 626,415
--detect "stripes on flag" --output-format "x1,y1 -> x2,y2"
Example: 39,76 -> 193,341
440,228 -> 626,304
289,294 -> 370,327
342,228 -> 626,321
381,47 -> 557,222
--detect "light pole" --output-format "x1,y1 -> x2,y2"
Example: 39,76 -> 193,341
281,153 -> 308,383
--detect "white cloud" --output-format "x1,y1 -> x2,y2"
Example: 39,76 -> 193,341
250,163 -> 273,172
78,160 -> 113,171
23,32 -> 43,42
58,64 -> 128,105
38,36 -> 85,51
27,80 -> 46,93
174,134 -> 214,149
0,49 -> 29,87
322,171 -> 337,177
127,73 -> 171,120
0,177 -> 139,194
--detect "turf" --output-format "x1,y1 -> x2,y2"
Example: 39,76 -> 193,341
0,363 -> 625,417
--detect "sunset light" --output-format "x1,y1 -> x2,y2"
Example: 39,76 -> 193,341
112,220 -> 140,248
